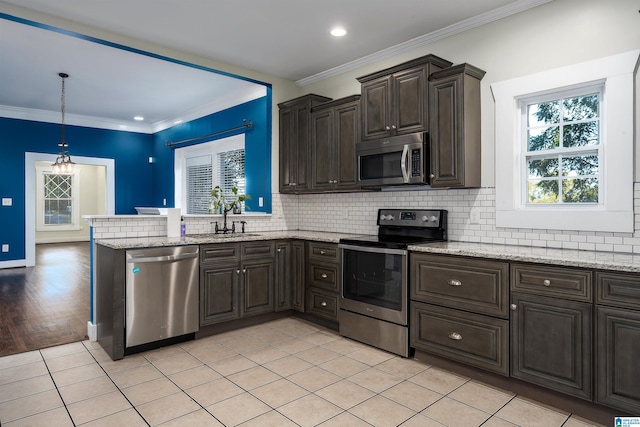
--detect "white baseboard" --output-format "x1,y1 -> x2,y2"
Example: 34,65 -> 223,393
36,237 -> 90,244
87,321 -> 97,342
0,259 -> 26,269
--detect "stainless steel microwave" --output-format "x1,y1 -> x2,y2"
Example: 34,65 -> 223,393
356,132 -> 429,187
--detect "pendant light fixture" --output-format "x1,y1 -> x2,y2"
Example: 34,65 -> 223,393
51,72 -> 75,174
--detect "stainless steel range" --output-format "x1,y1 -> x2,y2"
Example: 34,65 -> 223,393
338,208 -> 447,357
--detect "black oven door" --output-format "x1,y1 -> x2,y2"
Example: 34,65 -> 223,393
339,244 -> 408,325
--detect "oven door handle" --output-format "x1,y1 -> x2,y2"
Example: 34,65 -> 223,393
339,243 -> 407,256
400,144 -> 410,183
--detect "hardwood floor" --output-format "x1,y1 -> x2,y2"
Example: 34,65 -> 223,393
0,242 -> 90,357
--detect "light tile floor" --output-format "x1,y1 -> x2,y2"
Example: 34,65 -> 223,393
0,317 -> 606,426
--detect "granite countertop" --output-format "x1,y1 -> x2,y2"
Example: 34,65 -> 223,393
409,241 -> 640,273
96,233 -> 640,273
94,230 -> 364,250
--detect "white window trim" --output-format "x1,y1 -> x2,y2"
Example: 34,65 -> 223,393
491,50 -> 639,233
35,164 -> 81,231
174,134 -> 245,212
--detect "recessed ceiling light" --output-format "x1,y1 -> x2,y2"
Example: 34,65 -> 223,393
330,27 -> 347,37
134,116 -> 144,121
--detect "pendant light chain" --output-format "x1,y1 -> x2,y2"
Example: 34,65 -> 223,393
60,73 -> 66,147
52,72 -> 74,174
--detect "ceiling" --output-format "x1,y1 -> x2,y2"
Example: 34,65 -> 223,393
0,0 -> 549,133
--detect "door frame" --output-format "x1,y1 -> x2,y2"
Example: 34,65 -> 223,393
25,152 -> 115,266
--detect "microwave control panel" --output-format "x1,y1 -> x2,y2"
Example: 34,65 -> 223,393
411,149 -> 421,177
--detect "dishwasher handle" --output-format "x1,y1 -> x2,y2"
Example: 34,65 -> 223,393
127,252 -> 198,264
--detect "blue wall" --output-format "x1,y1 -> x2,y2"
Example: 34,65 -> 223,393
0,94 -> 270,263
0,117 -> 153,262
151,96 -> 272,213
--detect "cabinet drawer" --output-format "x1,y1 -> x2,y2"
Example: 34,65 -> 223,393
308,263 -> 338,292
410,301 -> 509,376
306,288 -> 338,321
411,253 -> 509,318
200,243 -> 240,264
596,271 -> 640,310
511,263 -> 592,302
241,241 -> 275,259
307,242 -> 340,263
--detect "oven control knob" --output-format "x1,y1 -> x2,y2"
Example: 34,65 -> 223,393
422,215 -> 438,223
380,215 -> 394,221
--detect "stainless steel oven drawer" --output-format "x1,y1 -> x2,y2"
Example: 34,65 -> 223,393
410,301 -> 509,376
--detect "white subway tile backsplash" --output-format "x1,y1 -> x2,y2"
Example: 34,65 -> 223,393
87,183 -> 640,255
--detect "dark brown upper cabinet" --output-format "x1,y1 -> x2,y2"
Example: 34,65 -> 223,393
428,63 -> 485,188
310,95 -> 361,192
279,94 -> 332,193
357,54 -> 452,141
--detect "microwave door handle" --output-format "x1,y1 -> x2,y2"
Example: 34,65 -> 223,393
400,144 -> 410,183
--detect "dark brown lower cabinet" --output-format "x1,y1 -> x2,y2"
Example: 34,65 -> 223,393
596,306 -> 640,413
200,242 -> 275,326
511,292 -> 592,400
411,301 -> 509,375
291,241 -> 305,312
275,242 -> 291,311
200,264 -> 240,325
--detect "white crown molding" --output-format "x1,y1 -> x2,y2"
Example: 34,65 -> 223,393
0,84 -> 267,134
0,105 -> 152,133
296,0 -> 554,87
150,85 -> 267,133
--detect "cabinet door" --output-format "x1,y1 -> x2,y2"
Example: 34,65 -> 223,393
393,66 -> 427,135
361,76 -> 391,140
310,109 -> 334,190
292,241 -> 305,312
275,242 -> 292,311
334,101 -> 360,189
200,264 -> 240,325
596,306 -> 640,413
241,258 -> 275,316
279,106 -> 295,193
429,73 -> 463,187
511,293 -> 592,400
293,103 -> 312,192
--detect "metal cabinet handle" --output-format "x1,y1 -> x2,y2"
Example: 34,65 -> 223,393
543,279 -> 551,287
243,268 -> 247,273
320,301 -> 327,307
321,273 -> 328,279
429,173 -> 435,179
448,332 -> 463,341
391,124 -> 397,129
510,304 -> 517,311
236,269 -> 240,274
385,125 -> 390,130
447,279 -> 462,287
320,250 -> 326,255
277,248 -> 281,253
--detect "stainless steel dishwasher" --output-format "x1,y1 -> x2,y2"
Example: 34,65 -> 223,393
125,245 -> 199,348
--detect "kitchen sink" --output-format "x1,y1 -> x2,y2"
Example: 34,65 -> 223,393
190,233 -> 260,240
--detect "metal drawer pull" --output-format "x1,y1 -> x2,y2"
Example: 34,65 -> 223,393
320,301 -> 327,307
447,279 -> 462,287
320,250 -> 326,255
448,332 -> 463,341
321,273 -> 328,279
543,279 -> 551,287
510,304 -> 517,311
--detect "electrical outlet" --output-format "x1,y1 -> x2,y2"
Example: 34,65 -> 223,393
2,244 -> 8,253
163,198 -> 167,206
469,209 -> 481,224
2,198 -> 11,206
258,197 -> 264,207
